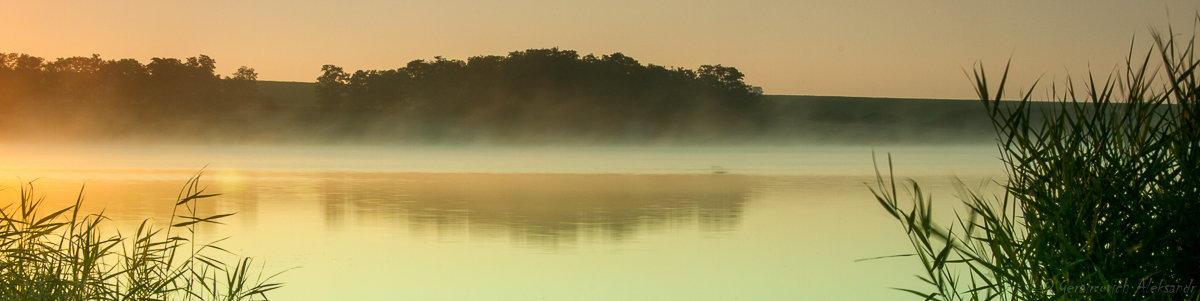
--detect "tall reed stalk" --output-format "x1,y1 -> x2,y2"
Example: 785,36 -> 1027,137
0,172 -> 283,300
872,22 -> 1200,300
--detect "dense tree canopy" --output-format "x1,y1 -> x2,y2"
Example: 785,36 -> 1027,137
0,53 -> 266,140
314,48 -> 765,141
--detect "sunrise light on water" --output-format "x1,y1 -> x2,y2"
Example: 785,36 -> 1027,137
2,1 -> 1198,300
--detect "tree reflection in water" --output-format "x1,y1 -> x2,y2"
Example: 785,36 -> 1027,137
315,173 -> 752,249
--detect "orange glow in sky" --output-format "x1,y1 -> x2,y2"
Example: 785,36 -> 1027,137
2,0 -> 1198,99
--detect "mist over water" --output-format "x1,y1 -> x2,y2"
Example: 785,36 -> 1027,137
0,143 -> 1000,175
0,141 -> 1003,300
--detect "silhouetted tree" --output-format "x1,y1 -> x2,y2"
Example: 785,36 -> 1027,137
0,53 -> 47,103
231,66 -> 257,81
697,64 -> 751,94
316,64 -> 349,110
97,58 -> 150,109
225,66 -> 261,111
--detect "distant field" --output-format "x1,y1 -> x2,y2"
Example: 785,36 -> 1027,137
763,95 -> 996,143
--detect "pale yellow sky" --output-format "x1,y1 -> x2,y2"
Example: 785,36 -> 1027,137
2,1 -> 1198,99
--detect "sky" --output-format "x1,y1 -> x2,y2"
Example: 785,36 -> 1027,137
3,0 -> 1199,99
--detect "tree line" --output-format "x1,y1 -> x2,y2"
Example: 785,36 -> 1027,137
0,53 -> 269,140
0,49 -> 770,143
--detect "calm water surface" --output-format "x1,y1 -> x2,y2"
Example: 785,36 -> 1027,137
0,144 -> 1003,300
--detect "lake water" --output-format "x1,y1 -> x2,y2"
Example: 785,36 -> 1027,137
0,144 -> 1005,300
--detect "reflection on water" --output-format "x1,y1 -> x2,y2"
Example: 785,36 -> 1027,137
0,170 -> 753,250
315,174 -> 750,249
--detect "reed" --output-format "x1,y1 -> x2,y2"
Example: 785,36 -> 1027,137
0,172 -> 283,300
872,21 -> 1200,300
